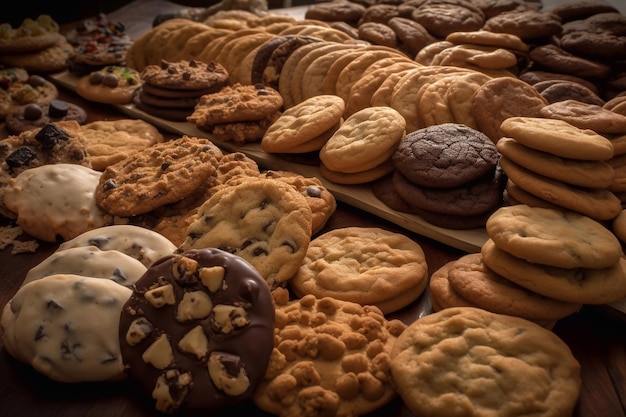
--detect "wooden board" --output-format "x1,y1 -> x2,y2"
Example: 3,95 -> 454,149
50,70 -> 489,253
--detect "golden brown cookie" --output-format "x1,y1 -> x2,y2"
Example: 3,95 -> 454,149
76,66 -> 143,104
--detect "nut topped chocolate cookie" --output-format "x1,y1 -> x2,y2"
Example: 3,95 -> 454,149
118,248 -> 275,414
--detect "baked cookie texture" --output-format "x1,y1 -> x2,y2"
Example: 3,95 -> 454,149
0,70 -> 58,121
254,289 -> 406,417
390,307 -> 582,417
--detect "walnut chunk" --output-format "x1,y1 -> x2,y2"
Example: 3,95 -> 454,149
142,334 -> 173,369
358,372 -> 385,401
152,369 -> 192,413
176,291 -> 213,321
212,304 -> 249,333
178,325 -> 208,359
172,255 -> 199,284
290,361 -> 321,386
316,333 -> 346,361
208,352 -> 250,396
266,373 -> 298,405
199,265 -> 225,292
279,325 -> 303,340
342,353 -> 369,374
278,339 -> 299,361
271,287 -> 290,306
126,317 -> 153,345
265,348 -> 288,380
370,352 -> 392,382
315,297 -> 339,315
144,284 -> 175,308
335,372 -> 359,399
341,332 -> 368,350
296,386 -> 340,416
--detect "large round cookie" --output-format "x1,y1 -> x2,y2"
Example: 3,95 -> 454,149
1,274 -> 132,382
118,249 -> 275,414
254,289 -> 406,417
290,227 -> 428,314
178,177 -> 312,288
390,306 -> 581,417
5,99 -> 88,135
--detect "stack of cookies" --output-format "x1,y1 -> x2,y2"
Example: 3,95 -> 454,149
0,15 -> 71,73
382,123 -> 505,229
497,116 -> 622,222
318,106 -> 405,184
133,59 -> 229,122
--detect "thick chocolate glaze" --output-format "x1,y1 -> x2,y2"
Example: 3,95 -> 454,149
119,248 -> 275,414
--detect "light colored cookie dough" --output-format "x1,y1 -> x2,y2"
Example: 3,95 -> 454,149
0,274 -> 131,382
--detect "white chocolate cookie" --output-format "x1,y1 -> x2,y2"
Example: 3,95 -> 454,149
0,274 -> 131,382
58,225 -> 177,268
22,245 -> 147,288
4,163 -> 118,242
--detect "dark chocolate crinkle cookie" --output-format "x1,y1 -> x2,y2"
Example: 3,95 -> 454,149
558,12 -> 626,59
482,9 -> 563,40
411,0 -> 485,38
392,123 -> 500,188
118,248 -> 275,414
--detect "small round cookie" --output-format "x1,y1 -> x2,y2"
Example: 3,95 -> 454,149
0,72 -> 58,120
445,30 -> 530,52
471,76 -> 549,143
290,227 -> 428,314
496,136 -> 615,188
0,274 -> 132,382
390,306 -> 582,417
5,99 -> 88,136
75,65 -> 143,104
58,224 -> 177,268
482,9 -> 563,39
0,15 -> 63,53
481,238 -> 626,304
4,163 -> 117,242
447,253 -> 582,321
95,136 -> 222,217
500,116 -> 615,160
261,95 -> 345,153
22,245 -> 147,288
178,178 -> 313,288
254,290 -> 406,417
538,100 -> 626,135
79,118 -> 165,171
319,106 -> 406,174
118,248 -> 275,414
261,170 -> 337,235
499,156 -> 622,221
486,204 -> 622,269
392,123 -> 499,188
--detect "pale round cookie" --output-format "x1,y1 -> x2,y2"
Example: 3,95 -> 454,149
58,224 -> 177,267
22,245 -> 147,288
261,95 -> 345,153
75,65 -> 143,104
500,116 -> 615,161
80,119 -> 164,171
254,290 -> 406,417
0,274 -> 131,382
4,163 -> 116,242
486,204 -> 622,269
481,238 -> 626,305
447,253 -> 582,320
390,306 -> 582,417
496,137 -> 615,188
445,30 -> 530,52
429,260 -> 477,311
498,156 -> 622,221
320,159 -> 396,185
178,178 -> 313,288
290,227 -> 428,314
319,106 -> 406,173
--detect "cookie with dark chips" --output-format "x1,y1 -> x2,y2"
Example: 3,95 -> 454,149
95,136 -> 222,217
118,248 -> 275,414
5,99 -> 87,135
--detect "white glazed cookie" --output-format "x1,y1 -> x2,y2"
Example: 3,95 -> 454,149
58,225 -> 177,268
254,289 -> 407,417
3,163 -> 118,242
0,274 -> 132,382
290,227 -> 428,314
178,178 -> 313,288
22,245 -> 147,288
390,306 -> 582,417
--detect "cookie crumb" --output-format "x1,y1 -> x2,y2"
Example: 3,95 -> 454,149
0,224 -> 39,253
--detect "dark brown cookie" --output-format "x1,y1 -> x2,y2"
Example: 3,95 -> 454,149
304,0 -> 367,24
550,0 -> 619,23
118,248 -> 275,414
559,12 -> 626,59
387,17 -> 436,56
392,166 -> 506,217
392,123 -> 500,188
534,80 -> 605,105
411,0 -> 485,38
518,70 -> 600,95
358,22 -> 398,48
482,9 -> 563,40
5,100 -> 87,135
529,44 -> 611,79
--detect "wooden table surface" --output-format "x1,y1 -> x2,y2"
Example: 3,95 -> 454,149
1,1 -> 626,416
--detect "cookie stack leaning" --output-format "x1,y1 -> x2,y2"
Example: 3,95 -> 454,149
481,204 -> 626,308
497,116 -> 622,222
134,59 -> 229,122
319,106 -> 405,184
385,123 -> 505,229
